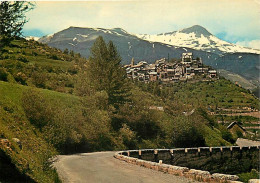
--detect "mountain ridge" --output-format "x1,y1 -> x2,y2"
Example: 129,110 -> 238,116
37,25 -> 260,89
158,25 -> 212,37
136,25 -> 260,55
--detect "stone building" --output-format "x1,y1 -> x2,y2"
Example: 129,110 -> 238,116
227,122 -> 246,136
125,53 -> 218,83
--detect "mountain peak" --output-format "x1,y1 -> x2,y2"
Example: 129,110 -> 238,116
180,25 -> 212,37
111,28 -> 128,34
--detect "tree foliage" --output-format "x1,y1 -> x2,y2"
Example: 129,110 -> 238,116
0,1 -> 34,48
76,36 -> 130,108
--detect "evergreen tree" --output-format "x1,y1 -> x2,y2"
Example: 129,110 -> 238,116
0,1 -> 34,48
70,50 -> 75,57
88,36 -> 109,91
63,48 -> 69,54
106,40 -> 129,107
79,36 -> 129,108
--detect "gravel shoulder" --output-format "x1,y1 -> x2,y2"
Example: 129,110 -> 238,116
53,151 -> 198,183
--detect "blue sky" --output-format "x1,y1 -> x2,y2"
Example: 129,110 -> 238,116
23,0 -> 260,49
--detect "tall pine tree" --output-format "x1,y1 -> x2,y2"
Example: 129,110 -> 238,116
88,36 -> 109,91
78,36 -> 129,108
106,40 -> 129,107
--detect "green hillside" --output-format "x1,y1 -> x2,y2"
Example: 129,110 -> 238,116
217,69 -> 257,90
0,38 -> 259,182
0,82 -> 60,182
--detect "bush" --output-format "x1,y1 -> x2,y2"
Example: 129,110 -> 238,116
172,123 -> 206,148
81,109 -> 114,151
31,72 -> 46,88
42,108 -> 83,153
22,89 -> 53,129
221,129 -> 235,144
118,124 -> 137,149
17,55 -> 29,63
63,48 -> 69,54
22,89 -> 86,153
14,72 -> 27,85
228,99 -> 234,103
48,54 -> 59,60
81,91 -> 109,110
31,51 -> 38,56
238,169 -> 259,183
0,68 -> 8,81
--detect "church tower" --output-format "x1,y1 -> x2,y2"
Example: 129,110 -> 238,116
131,57 -> 135,66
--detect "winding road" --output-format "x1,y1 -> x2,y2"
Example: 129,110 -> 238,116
53,139 -> 260,182
53,151 -> 198,183
236,138 -> 260,146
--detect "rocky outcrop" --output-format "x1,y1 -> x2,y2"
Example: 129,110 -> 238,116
12,138 -> 22,149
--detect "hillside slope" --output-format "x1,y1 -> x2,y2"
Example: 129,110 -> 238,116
0,81 -> 60,182
218,69 -> 257,90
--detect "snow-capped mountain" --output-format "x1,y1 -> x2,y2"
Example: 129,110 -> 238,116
39,27 -> 135,45
38,26 -> 203,62
136,25 -> 260,55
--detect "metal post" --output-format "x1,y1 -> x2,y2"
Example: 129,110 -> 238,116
154,149 -> 158,162
138,150 -> 142,159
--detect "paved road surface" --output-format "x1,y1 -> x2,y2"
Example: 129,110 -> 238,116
53,151 -> 198,183
236,138 -> 260,146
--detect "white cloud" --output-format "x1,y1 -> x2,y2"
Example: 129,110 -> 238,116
236,40 -> 260,50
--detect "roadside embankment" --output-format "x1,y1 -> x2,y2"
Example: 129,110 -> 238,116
114,146 -> 260,183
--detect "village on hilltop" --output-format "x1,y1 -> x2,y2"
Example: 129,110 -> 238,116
124,53 -> 218,83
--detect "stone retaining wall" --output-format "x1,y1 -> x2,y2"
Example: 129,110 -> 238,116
114,146 -> 260,183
